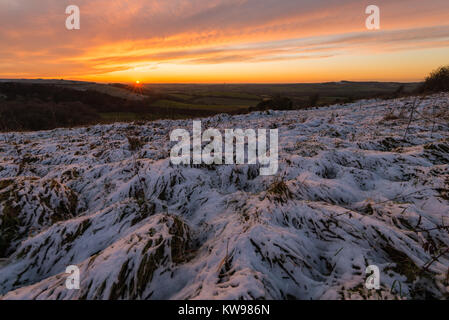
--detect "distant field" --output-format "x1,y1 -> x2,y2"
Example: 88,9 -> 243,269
99,112 -> 142,121
99,112 -> 186,122
191,97 -> 258,107
140,81 -> 419,111
151,99 -> 249,113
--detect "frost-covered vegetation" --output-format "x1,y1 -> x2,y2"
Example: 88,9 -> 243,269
0,93 -> 448,299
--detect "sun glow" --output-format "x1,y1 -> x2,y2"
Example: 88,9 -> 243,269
131,80 -> 143,94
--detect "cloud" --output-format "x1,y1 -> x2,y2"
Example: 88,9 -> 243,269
1,0 -> 449,80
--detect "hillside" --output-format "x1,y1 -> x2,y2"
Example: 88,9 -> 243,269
0,94 -> 448,299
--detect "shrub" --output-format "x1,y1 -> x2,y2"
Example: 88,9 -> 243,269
421,66 -> 449,93
254,95 -> 293,111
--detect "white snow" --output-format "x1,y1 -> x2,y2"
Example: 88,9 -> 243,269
0,94 -> 448,299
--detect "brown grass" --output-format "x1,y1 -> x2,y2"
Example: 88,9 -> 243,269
127,135 -> 144,151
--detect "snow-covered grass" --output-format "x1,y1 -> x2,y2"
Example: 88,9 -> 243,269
0,94 -> 448,300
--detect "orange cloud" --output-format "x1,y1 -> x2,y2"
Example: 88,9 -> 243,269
1,0 -> 449,82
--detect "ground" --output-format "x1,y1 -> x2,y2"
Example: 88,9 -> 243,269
0,93 -> 448,300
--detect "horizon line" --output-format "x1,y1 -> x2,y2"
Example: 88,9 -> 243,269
0,78 -> 423,85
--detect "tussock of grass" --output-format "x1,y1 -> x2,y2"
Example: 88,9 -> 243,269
127,135 -> 144,151
267,177 -> 293,203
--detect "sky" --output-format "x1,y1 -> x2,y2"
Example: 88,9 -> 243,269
1,0 -> 449,83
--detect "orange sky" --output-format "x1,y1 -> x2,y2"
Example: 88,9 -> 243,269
1,0 -> 449,83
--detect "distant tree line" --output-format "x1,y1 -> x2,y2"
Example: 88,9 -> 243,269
0,100 -> 98,131
0,83 -> 150,113
0,83 -> 220,131
251,95 -> 294,111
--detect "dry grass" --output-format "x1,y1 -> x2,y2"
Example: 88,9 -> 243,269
127,135 -> 144,151
268,177 -> 293,203
382,111 -> 400,121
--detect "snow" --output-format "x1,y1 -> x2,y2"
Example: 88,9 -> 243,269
0,93 -> 448,299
